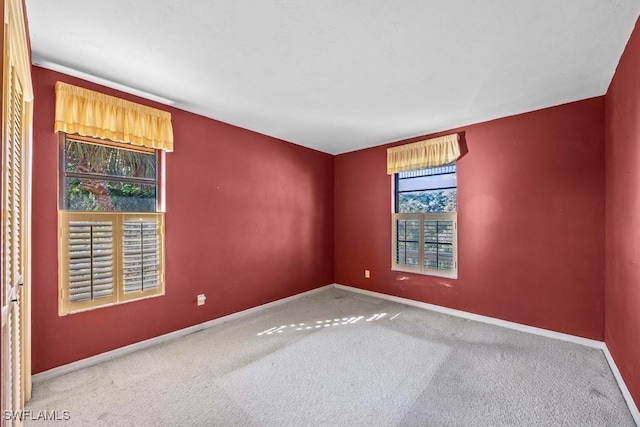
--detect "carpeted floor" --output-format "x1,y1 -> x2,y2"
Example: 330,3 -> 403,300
27,287 -> 635,426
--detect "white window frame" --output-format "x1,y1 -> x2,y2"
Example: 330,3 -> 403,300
391,174 -> 458,279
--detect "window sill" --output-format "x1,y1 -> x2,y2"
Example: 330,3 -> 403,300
59,290 -> 165,316
391,266 -> 458,280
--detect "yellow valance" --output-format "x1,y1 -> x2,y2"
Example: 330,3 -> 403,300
387,133 -> 460,174
54,82 -> 174,152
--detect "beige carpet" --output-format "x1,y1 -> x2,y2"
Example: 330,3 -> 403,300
27,287 -> 635,426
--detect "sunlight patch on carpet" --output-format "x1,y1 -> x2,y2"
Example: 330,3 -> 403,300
218,324 -> 451,426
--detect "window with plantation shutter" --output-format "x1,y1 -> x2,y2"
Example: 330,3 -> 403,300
392,164 -> 458,278
58,133 -> 166,315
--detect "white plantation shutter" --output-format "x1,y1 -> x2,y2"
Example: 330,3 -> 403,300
423,218 -> 455,271
60,214 -> 117,312
59,213 -> 164,313
122,216 -> 162,294
392,212 -> 457,278
67,220 -> 115,302
393,214 -> 422,273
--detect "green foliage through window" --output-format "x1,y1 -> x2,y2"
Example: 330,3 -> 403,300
398,190 -> 456,213
63,138 -> 157,212
396,164 -> 457,214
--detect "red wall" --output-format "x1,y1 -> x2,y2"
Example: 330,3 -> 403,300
605,17 -> 640,408
31,66 -> 334,373
335,97 -> 606,340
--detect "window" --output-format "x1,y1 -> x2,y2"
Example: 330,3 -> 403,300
392,163 -> 458,278
62,137 -> 158,212
58,134 -> 165,314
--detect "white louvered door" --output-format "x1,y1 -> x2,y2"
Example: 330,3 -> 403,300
1,0 -> 33,425
2,66 -> 25,425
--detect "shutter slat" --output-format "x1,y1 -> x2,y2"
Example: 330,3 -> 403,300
70,293 -> 92,302
93,289 -> 113,298
70,252 -> 92,259
69,270 -> 91,278
69,281 -> 91,289
68,284 -> 97,294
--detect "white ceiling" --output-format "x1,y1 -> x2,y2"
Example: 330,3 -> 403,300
26,1 -> 640,154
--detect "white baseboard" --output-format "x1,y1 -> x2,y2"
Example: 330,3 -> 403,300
32,284 -> 334,383
334,284 -> 605,348
335,283 -> 639,425
602,346 -> 640,425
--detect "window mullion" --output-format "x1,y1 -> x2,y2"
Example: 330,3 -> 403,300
404,218 -> 408,263
114,213 -> 123,303
64,171 -> 156,185
419,213 -> 425,273
436,219 -> 440,270
394,174 -> 399,214
140,222 -> 145,291
89,223 -> 94,300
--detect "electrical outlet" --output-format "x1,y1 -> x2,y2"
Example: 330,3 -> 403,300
197,294 -> 206,306
365,270 -> 370,279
